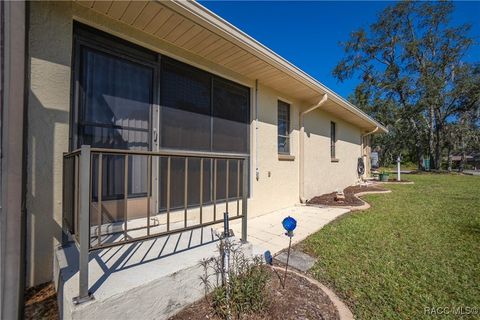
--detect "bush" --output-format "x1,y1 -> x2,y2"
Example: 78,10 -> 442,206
200,239 -> 270,319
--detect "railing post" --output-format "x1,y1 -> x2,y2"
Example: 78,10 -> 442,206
241,158 -> 248,243
61,155 -> 69,245
73,145 -> 93,304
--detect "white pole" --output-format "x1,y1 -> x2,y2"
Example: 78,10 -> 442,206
397,156 -> 401,182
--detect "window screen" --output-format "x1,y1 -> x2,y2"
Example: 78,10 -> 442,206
212,77 -> 250,153
278,100 -> 290,154
160,58 -> 211,151
79,48 -> 152,149
160,57 -> 250,153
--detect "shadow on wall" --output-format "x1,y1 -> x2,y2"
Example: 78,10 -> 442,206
27,91 -> 68,286
26,0 -> 75,287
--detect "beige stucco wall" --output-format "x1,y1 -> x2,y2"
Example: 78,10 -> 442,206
26,1 -> 365,286
248,83 -> 301,215
303,110 -> 363,200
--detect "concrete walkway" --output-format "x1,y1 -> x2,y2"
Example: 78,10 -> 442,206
230,205 -> 350,255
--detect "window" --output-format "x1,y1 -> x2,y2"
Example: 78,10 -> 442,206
330,121 -> 336,159
277,100 -> 290,154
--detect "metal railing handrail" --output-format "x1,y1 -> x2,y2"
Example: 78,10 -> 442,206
65,147 -> 248,160
63,145 -> 248,304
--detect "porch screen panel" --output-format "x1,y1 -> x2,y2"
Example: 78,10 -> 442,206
159,157 -> 212,210
215,159 -> 243,201
160,57 -> 211,151
212,78 -> 250,153
79,47 -> 153,201
159,57 -> 249,211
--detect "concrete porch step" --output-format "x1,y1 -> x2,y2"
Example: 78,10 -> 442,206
55,226 -> 252,320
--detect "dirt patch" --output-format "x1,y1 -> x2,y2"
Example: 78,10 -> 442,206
170,267 -> 339,320
307,185 -> 388,207
24,282 -> 58,320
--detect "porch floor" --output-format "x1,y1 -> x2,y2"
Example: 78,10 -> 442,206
55,205 -> 349,319
232,205 -> 350,255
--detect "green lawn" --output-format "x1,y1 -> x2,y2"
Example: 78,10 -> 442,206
303,174 -> 480,319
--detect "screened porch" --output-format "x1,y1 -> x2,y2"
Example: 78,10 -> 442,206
62,23 -> 251,303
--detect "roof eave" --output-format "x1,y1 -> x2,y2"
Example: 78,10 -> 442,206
162,0 -> 387,133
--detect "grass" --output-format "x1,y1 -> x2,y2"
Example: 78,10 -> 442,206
303,174 -> 480,319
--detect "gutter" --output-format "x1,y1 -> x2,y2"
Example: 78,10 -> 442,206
255,79 -> 259,181
299,94 -> 328,203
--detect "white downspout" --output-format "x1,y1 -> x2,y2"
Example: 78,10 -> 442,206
361,126 -> 379,154
362,126 -> 379,139
299,94 -> 328,203
360,126 -> 379,178
255,79 -> 259,180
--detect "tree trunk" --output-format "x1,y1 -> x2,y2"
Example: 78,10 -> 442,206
411,119 -> 424,171
435,126 -> 442,170
447,147 -> 452,172
458,135 -> 466,172
428,106 -> 436,170
417,138 -> 423,170
460,151 -> 466,172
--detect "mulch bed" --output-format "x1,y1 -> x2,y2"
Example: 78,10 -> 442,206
383,178 -> 411,183
307,185 -> 388,207
170,267 -> 339,320
24,282 -> 58,320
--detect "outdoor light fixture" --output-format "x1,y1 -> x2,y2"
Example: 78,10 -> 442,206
281,216 -> 297,288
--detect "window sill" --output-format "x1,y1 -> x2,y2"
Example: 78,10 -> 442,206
331,158 -> 340,163
278,154 -> 295,161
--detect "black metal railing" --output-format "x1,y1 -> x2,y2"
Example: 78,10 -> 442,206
62,145 -> 248,303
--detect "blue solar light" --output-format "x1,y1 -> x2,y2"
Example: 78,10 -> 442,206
282,216 -> 297,232
264,250 -> 273,265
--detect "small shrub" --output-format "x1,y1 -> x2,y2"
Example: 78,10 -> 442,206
199,239 -> 270,319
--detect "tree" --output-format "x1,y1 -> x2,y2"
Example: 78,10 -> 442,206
334,1 -> 480,169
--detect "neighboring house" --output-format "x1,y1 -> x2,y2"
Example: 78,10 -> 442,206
448,153 -> 479,170
2,1 -> 387,318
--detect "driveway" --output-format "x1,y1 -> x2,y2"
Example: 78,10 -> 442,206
464,170 -> 480,176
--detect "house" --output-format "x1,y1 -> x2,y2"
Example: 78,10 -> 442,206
447,153 -> 479,170
0,1 -> 387,318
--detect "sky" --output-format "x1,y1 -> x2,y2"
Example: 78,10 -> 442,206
199,1 -> 480,99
